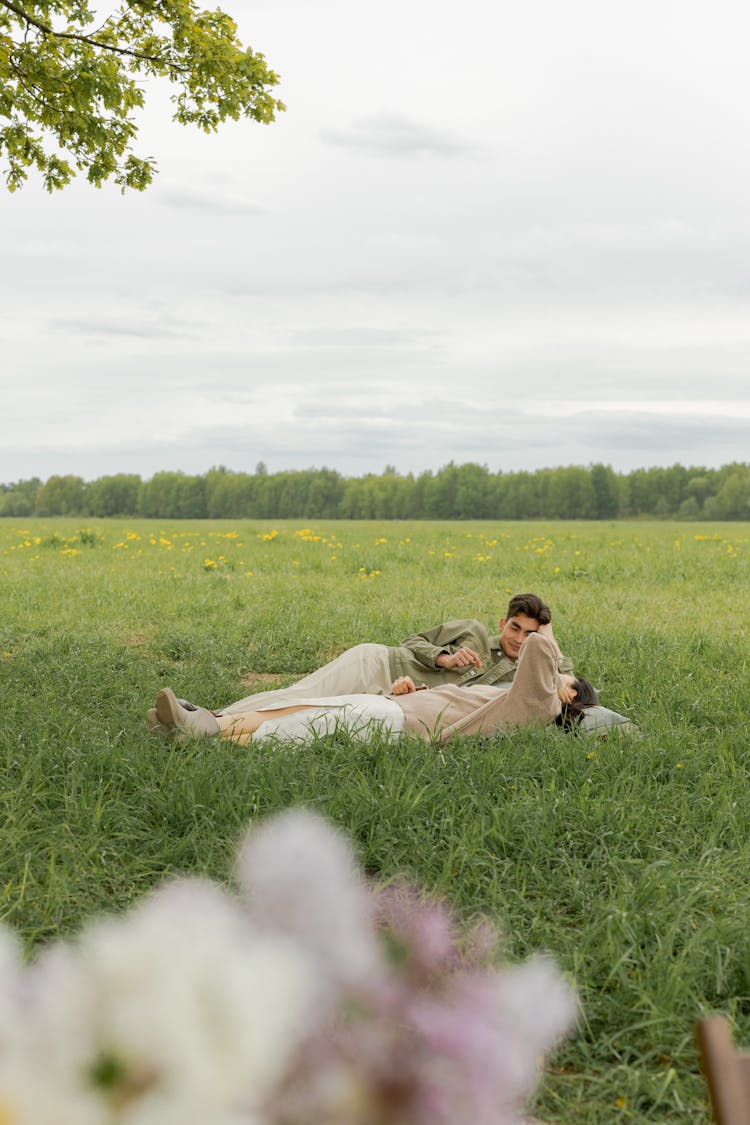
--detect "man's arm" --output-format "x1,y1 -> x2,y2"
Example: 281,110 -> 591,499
436,647 -> 482,670
398,619 -> 488,672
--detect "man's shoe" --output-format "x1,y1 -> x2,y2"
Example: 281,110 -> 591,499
155,688 -> 221,739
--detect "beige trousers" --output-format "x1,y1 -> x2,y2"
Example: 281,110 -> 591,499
221,643 -> 393,715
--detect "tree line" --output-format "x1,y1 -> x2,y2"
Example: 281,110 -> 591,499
2,462 -> 750,521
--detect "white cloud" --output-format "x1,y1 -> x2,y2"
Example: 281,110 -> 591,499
3,0 -> 750,483
320,114 -> 475,157
158,187 -> 268,215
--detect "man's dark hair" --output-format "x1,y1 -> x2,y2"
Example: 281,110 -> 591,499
506,592 -> 551,626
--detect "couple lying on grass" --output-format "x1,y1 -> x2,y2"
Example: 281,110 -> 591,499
150,592 -> 599,746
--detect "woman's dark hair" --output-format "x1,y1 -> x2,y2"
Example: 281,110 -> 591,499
555,676 -> 599,732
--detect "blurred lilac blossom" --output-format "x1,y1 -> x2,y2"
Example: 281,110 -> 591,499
0,808 -> 576,1125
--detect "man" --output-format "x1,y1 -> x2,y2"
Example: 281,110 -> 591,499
149,593 -> 572,728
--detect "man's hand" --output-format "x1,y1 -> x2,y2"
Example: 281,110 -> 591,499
435,647 -> 482,670
391,676 -> 418,695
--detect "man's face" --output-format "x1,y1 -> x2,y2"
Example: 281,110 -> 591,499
497,613 -> 540,660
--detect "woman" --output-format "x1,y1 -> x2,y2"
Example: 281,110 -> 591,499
153,633 -> 598,746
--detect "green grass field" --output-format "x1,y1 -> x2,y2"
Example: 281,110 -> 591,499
2,517 -> 749,1122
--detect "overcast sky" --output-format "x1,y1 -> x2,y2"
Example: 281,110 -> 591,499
3,0 -> 750,483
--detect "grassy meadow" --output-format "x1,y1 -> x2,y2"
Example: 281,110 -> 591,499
2,517 -> 750,1122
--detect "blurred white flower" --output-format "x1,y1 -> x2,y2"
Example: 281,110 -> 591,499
11,878 -> 315,1124
0,924 -> 21,1038
0,810 -> 577,1125
237,808 -> 381,992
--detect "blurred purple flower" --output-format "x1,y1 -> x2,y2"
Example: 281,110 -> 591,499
268,850 -> 575,1125
409,958 -> 576,1123
0,809 -> 576,1125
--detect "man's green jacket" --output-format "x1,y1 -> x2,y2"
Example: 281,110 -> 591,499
387,618 -> 573,688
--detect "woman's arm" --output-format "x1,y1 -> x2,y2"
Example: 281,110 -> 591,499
536,621 -> 562,659
434,633 -> 563,741
537,620 -> 575,674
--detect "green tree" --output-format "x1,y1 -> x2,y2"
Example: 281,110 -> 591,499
686,475 -> 712,510
626,468 -> 657,516
205,467 -> 257,518
34,473 -> 86,514
654,464 -> 689,515
705,467 -> 750,520
546,466 -> 597,519
0,476 -> 41,515
138,471 -> 206,517
304,469 -> 344,519
589,463 -> 620,519
424,463 -> 460,519
85,473 -> 141,516
453,463 -> 491,519
0,0 -> 284,191
677,496 -> 701,518
503,471 -> 542,519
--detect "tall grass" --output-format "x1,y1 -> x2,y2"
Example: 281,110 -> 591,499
2,518 -> 749,1121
